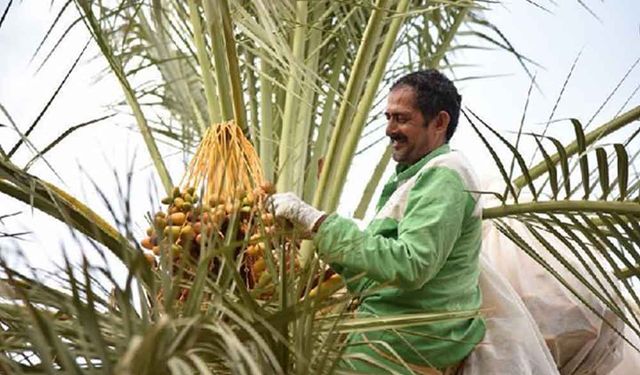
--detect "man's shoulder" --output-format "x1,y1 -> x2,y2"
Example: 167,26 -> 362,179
375,150 -> 482,220
418,150 -> 480,193
414,151 -> 483,218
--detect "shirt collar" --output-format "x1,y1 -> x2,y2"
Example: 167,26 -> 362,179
394,144 -> 450,181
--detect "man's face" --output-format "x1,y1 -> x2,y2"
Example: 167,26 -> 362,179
385,86 -> 446,166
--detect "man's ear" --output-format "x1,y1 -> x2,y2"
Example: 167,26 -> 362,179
434,110 -> 450,135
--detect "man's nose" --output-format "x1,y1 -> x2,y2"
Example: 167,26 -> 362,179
385,119 -> 397,135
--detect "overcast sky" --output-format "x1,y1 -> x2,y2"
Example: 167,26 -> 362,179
0,1 -> 639,270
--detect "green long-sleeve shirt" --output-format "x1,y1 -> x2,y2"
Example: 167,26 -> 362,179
314,144 -> 485,371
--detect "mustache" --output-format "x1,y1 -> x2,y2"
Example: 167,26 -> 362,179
387,133 -> 406,142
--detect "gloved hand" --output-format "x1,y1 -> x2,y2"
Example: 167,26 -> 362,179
266,192 -> 326,233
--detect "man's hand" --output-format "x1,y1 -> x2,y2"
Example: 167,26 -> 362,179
266,192 -> 326,233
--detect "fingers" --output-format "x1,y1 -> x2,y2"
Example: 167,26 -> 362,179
263,192 -> 323,233
266,192 -> 302,216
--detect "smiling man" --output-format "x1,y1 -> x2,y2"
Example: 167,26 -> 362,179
268,70 -> 485,374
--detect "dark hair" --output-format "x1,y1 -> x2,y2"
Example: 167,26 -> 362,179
390,69 -> 462,141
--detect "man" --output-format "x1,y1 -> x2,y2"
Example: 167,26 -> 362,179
268,70 -> 485,374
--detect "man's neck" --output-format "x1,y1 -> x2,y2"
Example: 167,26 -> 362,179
394,144 -> 450,176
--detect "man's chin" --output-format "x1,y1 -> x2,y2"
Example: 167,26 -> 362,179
391,152 -> 407,164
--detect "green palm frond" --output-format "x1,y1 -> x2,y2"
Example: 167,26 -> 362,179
45,0 -> 521,206
0,220 -> 470,373
469,106 -> 640,345
0,157 -> 153,288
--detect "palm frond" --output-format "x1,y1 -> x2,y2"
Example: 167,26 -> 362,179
0,157 -> 152,288
0,0 -> 13,32
473,108 -> 640,345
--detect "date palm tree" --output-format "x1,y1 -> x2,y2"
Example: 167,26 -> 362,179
0,0 -> 638,373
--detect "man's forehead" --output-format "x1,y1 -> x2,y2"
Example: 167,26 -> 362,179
386,91 -> 418,113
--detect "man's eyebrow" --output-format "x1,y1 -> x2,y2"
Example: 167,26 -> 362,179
385,110 -> 411,115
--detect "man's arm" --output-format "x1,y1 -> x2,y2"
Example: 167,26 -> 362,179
314,168 -> 468,290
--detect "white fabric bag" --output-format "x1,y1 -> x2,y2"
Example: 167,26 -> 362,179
481,210 -> 623,374
610,325 -> 640,375
462,254 -> 559,375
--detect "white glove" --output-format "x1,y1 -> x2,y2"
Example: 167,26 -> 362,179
266,192 -> 326,232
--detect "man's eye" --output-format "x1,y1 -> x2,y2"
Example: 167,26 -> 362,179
384,113 -> 391,120
396,116 -> 408,123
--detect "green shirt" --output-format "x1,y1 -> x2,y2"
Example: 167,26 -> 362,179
314,144 -> 485,371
